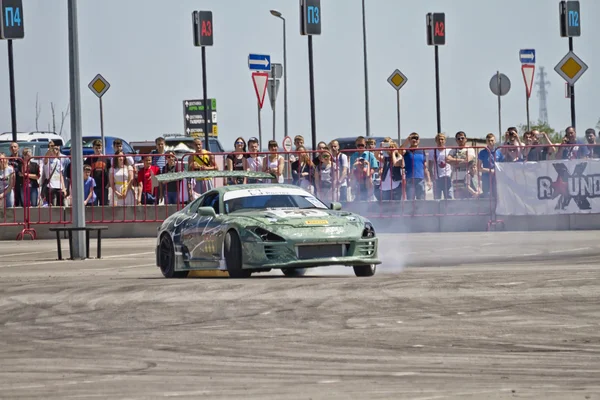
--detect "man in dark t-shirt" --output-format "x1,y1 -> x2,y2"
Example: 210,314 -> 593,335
84,139 -> 111,206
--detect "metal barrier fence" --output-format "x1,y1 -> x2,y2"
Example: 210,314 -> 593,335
2,142 -> 600,239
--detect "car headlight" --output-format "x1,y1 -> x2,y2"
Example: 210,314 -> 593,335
251,227 -> 285,242
362,222 -> 375,238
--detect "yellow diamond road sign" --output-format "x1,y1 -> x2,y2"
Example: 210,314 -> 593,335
88,74 -> 111,98
387,69 -> 408,91
554,51 -> 588,86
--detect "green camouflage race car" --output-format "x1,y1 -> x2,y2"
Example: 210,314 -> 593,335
154,171 -> 380,278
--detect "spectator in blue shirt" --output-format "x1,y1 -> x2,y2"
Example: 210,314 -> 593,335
477,133 -> 503,198
560,126 -> 590,160
83,165 -> 97,206
349,136 -> 378,201
401,133 -> 432,200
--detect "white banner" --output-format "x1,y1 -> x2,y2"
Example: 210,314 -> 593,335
495,159 -> 600,215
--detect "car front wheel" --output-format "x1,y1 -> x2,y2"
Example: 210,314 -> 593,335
159,234 -> 188,278
353,264 -> 376,277
282,268 -> 307,277
225,230 -> 252,279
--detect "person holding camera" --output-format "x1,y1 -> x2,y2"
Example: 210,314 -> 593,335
376,138 -> 403,201
500,127 -> 523,162
523,130 -> 556,161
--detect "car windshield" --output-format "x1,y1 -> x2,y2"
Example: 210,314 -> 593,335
64,138 -> 98,148
224,193 -> 327,214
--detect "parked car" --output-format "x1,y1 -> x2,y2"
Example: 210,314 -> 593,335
333,136 -> 388,151
61,136 -> 138,159
0,131 -> 65,147
0,141 -> 49,158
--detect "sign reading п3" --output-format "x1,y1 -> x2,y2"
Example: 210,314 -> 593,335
495,160 -> 600,216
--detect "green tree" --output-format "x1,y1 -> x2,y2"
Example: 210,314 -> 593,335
518,120 -> 562,143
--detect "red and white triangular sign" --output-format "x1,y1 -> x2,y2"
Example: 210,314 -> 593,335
252,72 -> 269,109
521,64 -> 535,99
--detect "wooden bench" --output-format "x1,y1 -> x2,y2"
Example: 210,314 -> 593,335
48,226 -> 109,260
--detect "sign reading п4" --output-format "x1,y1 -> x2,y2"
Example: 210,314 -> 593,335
554,51 -> 588,86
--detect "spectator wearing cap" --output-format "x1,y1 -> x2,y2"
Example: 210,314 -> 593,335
560,126 -> 590,160
428,133 -> 453,200
400,132 -> 431,200
349,136 -> 378,201
584,128 -> 600,159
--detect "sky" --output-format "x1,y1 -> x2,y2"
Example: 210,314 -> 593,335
1,0 -> 599,150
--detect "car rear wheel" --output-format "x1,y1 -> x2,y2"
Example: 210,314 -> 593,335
353,264 -> 376,277
225,230 -> 252,278
159,234 -> 188,278
281,268 -> 307,277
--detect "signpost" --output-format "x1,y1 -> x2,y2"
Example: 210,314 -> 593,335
87,74 -> 110,153
558,0 -> 581,128
248,53 -> 271,71
267,63 -> 282,141
252,72 -> 269,149
0,0 -> 24,142
426,12 -> 445,134
300,0 -> 321,151
282,136 -> 293,152
192,10 -> 214,147
183,98 -> 218,138
387,69 -> 408,144
489,72 -> 511,138
519,49 -> 536,131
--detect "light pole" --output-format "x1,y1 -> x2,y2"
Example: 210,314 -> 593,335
361,0 -> 371,137
270,9 -> 288,140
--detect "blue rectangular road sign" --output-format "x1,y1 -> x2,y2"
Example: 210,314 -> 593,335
519,49 -> 536,64
248,54 -> 271,71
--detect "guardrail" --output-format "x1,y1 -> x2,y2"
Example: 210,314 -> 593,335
2,142 -> 600,240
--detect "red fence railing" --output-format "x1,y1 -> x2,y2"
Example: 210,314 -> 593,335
2,142 -> 599,239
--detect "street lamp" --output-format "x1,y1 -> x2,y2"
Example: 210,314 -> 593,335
270,9 -> 288,140
361,0 -> 371,137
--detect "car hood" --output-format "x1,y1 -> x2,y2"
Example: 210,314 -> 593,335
231,208 -> 365,229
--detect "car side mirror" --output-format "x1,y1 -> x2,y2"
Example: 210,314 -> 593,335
197,206 -> 217,218
330,202 -> 342,211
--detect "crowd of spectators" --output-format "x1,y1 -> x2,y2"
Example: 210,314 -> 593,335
1,125 -> 599,209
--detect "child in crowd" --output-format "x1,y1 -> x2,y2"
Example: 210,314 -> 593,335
83,165 -> 97,206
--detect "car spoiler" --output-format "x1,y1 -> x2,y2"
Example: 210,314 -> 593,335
151,170 -> 276,189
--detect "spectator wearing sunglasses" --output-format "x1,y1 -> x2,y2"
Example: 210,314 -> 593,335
400,133 -> 431,200
226,137 -> 249,185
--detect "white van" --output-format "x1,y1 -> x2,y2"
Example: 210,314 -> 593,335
0,131 -> 65,146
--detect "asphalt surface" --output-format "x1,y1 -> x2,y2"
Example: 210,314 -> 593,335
0,232 -> 599,400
